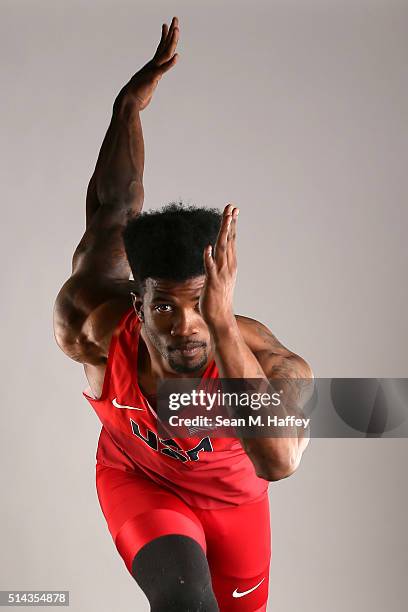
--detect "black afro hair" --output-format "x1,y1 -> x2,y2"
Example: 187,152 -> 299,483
122,202 -> 222,291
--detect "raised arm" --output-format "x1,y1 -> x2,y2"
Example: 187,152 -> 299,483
54,17 -> 180,366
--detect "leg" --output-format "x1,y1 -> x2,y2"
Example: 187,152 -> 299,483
96,463 -> 219,610
132,534 -> 219,611
197,495 -> 271,611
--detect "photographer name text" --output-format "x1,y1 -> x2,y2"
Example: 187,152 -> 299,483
168,414 -> 310,429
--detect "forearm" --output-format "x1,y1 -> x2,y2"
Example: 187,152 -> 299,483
211,317 -> 309,480
94,94 -> 144,209
85,95 -> 144,232
85,15 -> 179,227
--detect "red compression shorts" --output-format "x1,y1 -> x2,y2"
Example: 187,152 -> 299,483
96,464 -> 271,612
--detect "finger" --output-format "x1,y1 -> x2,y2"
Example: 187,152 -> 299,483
227,207 -> 239,243
157,53 -> 179,75
165,16 -> 178,43
158,25 -> 179,65
214,207 -> 233,266
227,207 -> 238,240
154,17 -> 178,63
154,23 -> 169,58
227,207 -> 239,270
169,25 -> 180,54
159,16 -> 177,56
203,245 -> 216,278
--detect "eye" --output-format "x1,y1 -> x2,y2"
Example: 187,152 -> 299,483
154,304 -> 173,313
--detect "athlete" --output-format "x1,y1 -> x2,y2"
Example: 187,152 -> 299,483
53,17 -> 312,612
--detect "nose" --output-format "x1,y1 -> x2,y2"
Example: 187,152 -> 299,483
171,310 -> 199,337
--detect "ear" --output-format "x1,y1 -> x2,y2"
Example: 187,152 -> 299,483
130,291 -> 144,321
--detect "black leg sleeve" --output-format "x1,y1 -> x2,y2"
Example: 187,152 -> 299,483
132,534 -> 219,612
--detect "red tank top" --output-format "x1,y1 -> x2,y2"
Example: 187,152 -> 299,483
83,308 -> 268,509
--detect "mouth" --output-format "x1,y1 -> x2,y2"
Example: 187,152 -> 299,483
170,343 -> 205,357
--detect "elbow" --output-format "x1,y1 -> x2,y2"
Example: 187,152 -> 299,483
252,449 -> 302,482
98,180 -> 144,209
256,462 -> 299,482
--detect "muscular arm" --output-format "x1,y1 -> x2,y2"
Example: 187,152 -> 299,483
201,206 -> 313,481
231,315 -> 313,480
54,93 -> 145,365
54,17 -> 180,366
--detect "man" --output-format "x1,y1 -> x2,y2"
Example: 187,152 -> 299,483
54,17 -> 312,612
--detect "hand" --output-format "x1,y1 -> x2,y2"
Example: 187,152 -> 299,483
200,204 -> 239,330
119,16 -> 180,111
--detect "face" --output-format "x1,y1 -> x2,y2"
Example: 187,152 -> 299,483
134,276 -> 211,374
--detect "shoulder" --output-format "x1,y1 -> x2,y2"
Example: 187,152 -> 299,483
235,315 -> 291,356
54,288 -> 134,366
235,314 -> 313,379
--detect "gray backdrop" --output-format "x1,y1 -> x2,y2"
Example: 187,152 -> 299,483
1,0 -> 407,610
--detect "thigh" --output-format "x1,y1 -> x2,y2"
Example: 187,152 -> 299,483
198,495 -> 271,612
95,464 -> 207,574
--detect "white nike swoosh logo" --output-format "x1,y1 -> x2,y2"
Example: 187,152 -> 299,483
112,398 -> 144,411
232,577 -> 265,598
